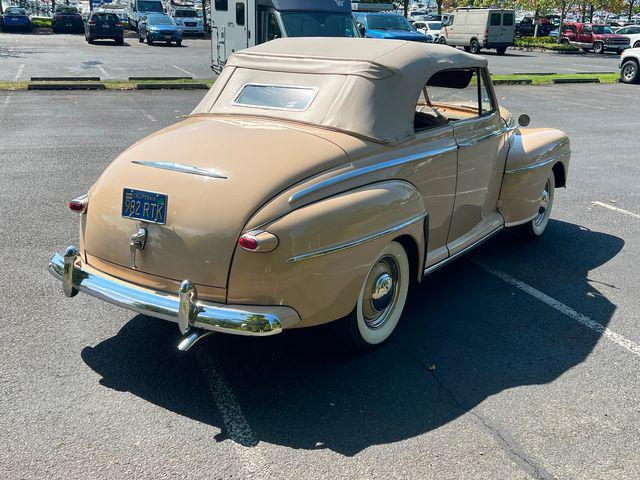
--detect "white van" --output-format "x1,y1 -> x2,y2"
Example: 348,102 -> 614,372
127,0 -> 165,31
441,8 -> 515,55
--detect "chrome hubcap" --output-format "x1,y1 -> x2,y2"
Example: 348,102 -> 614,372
362,256 -> 399,329
533,180 -> 550,226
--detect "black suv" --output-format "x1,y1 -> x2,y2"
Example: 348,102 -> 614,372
52,5 -> 84,33
85,12 -> 124,45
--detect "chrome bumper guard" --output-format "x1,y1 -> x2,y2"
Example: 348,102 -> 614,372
49,246 -> 294,348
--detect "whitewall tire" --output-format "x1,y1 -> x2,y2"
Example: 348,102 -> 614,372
521,170 -> 555,238
337,241 -> 410,350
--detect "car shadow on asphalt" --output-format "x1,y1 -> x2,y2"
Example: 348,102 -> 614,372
81,219 -> 623,456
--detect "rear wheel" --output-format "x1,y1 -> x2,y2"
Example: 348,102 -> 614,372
634,41 -> 640,48
593,42 -> 604,54
138,32 -> 144,43
438,36 -> 446,44
560,38 -> 570,45
621,59 -> 640,84
334,241 -> 410,351
147,34 -> 154,46
469,38 -> 481,54
496,46 -> 507,55
116,37 -> 124,45
519,170 -> 555,239
176,39 -> 182,47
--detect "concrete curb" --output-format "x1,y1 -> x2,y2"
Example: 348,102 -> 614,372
552,78 -> 600,84
493,79 -> 533,85
27,83 -> 106,90
134,83 -> 208,90
31,76 -> 101,81
129,76 -> 193,81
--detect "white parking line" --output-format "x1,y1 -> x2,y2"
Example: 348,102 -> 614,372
97,65 -> 109,79
195,349 -> 259,446
172,65 -> 195,77
592,201 -> 640,219
14,64 -> 25,81
477,263 -> 640,358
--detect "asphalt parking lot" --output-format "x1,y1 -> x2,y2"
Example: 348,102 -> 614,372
0,31 -> 623,80
1,83 -> 639,479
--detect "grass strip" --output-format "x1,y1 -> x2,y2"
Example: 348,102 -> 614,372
491,73 -> 618,85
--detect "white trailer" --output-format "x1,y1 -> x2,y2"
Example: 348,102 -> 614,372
210,0 -> 358,73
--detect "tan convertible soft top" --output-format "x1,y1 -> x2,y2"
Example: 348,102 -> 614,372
192,38 -> 487,144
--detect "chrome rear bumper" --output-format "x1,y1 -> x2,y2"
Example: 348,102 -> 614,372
49,247 -> 298,346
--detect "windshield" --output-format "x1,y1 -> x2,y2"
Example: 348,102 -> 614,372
148,15 -> 175,25
174,9 -> 197,17
280,12 -> 358,37
137,0 -> 163,13
57,7 -> 79,14
427,22 -> 442,30
592,25 -> 614,34
367,14 -> 412,31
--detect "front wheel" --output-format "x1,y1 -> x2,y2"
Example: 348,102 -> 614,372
147,34 -> 154,46
634,41 -> 640,48
519,170 -> 555,238
593,42 -> 604,54
438,37 -> 446,44
176,39 -> 182,47
335,241 -> 410,351
621,60 -> 640,83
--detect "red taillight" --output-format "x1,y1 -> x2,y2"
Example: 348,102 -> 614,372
53,14 -> 61,20
88,20 -> 96,26
238,235 -> 258,251
238,231 -> 279,252
115,21 -> 122,27
484,28 -> 489,39
68,194 -> 88,213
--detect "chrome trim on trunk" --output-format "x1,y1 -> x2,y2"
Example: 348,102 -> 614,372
132,161 -> 228,179
49,249 -> 290,336
286,211 -> 428,263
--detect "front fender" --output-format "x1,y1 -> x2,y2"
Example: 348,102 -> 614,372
500,127 -> 570,226
227,180 -> 426,328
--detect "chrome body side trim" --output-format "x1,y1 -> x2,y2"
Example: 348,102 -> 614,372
132,161 -> 228,179
457,125 -> 517,149
286,212 -> 428,263
288,145 -> 458,205
423,226 -> 503,276
49,249 -> 294,336
505,152 -> 569,175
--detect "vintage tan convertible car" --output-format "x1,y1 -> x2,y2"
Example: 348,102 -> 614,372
49,38 -> 570,351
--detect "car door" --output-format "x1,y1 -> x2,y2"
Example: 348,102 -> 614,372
406,89 -> 458,267
443,68 -> 509,255
579,24 -> 593,46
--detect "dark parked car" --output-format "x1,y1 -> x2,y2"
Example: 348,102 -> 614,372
52,6 -> 84,33
1,7 -> 32,32
85,11 -> 124,44
515,16 -> 554,37
138,13 -> 182,46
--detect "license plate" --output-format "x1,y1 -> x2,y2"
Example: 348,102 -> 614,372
164,35 -> 172,39
122,188 -> 167,225
103,25 -> 110,28
65,22 -> 71,26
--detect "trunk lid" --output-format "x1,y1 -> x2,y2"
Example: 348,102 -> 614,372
84,116 -> 348,289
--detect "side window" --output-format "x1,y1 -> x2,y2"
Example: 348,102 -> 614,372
418,68 -> 495,128
490,13 -> 501,27
266,10 -> 282,41
214,0 -> 228,11
503,12 -> 514,26
235,2 -> 245,25
583,25 -> 592,35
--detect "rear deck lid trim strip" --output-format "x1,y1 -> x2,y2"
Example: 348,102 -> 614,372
132,161 -> 228,179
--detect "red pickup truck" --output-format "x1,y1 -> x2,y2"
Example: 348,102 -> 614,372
560,22 -> 629,54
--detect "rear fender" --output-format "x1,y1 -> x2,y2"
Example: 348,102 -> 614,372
227,180 -> 427,328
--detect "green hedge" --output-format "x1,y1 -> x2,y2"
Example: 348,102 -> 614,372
515,36 -> 580,52
31,17 -> 52,28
